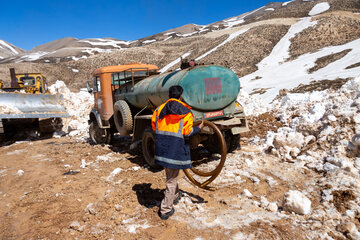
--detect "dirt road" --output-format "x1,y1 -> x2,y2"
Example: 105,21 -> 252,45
0,135 -> 356,239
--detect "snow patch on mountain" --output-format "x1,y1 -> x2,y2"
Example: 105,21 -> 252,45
282,1 -> 295,6
222,6 -> 264,29
142,39 -> 156,44
309,2 -> 330,16
79,38 -> 132,48
258,17 -> 317,68
239,16 -> 360,104
0,40 -> 19,55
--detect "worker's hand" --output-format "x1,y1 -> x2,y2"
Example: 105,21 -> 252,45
198,119 -> 204,129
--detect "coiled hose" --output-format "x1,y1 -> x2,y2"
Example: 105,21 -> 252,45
183,120 -> 227,191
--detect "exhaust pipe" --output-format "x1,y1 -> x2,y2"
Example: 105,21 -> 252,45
10,68 -> 20,88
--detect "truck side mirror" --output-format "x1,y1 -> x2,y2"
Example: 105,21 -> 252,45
86,82 -> 93,94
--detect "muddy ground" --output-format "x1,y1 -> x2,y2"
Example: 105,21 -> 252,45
0,131 -> 352,240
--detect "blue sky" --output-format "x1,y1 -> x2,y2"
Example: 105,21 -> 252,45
1,0 -> 273,50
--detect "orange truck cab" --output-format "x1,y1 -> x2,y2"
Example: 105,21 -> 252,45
88,63 -> 159,142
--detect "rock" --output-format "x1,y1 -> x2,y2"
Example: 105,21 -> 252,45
114,204 -> 122,211
68,120 -> 80,132
241,189 -> 253,198
346,210 -> 356,218
354,158 -> 360,170
353,114 -> 360,124
16,170 -> 24,176
260,196 -> 270,208
283,190 -> 311,215
85,203 -> 97,215
273,129 -> 305,149
348,231 -> 360,240
352,133 -> 360,147
336,222 -> 357,234
348,134 -> 360,157
70,221 -> 81,230
267,202 -> 278,212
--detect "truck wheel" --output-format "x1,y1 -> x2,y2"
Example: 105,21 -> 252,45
203,134 -> 221,154
89,121 -> 112,144
204,131 -> 240,153
114,100 -> 133,135
227,133 -> 240,152
0,134 -> 5,144
142,128 -> 161,169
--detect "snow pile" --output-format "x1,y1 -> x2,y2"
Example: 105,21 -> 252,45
283,190 -> 311,215
16,169 -> 24,176
262,77 -> 360,166
309,2 -> 330,16
106,168 -> 122,182
48,80 -> 93,138
0,104 -> 22,114
237,89 -> 269,116
266,127 -> 314,161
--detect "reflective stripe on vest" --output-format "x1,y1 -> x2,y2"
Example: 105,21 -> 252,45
154,155 -> 191,165
155,109 -> 184,138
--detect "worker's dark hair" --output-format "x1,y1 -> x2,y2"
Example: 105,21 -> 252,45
169,85 -> 183,99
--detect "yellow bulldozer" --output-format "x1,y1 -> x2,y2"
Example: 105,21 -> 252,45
0,69 -> 48,93
0,68 -> 69,141
16,73 -> 48,94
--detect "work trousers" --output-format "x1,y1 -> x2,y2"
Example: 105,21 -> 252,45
160,168 -> 180,215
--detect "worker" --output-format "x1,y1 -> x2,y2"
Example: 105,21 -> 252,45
152,85 -> 204,220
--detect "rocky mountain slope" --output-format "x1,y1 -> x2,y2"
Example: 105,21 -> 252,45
0,0 -> 359,94
0,40 -> 25,59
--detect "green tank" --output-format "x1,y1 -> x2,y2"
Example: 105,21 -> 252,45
115,65 -> 240,117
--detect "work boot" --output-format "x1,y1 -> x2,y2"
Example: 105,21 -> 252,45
173,191 -> 182,205
159,208 -> 175,220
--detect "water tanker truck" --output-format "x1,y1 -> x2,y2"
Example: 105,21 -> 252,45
87,62 -> 249,189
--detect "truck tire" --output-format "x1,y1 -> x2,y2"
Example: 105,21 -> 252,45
114,100 -> 133,135
203,134 -> 221,154
141,128 -> 161,169
89,121 -> 112,145
227,133 -> 240,152
203,131 -> 240,153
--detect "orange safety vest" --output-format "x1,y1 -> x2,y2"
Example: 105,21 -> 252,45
151,98 -> 197,169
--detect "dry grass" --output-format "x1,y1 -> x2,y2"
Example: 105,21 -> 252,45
345,62 -> 360,69
289,15 -> 360,59
258,0 -> 360,21
289,78 -> 351,93
308,49 -> 351,73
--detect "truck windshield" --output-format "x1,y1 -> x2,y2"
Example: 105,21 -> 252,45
21,77 -> 35,86
111,70 -> 149,85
